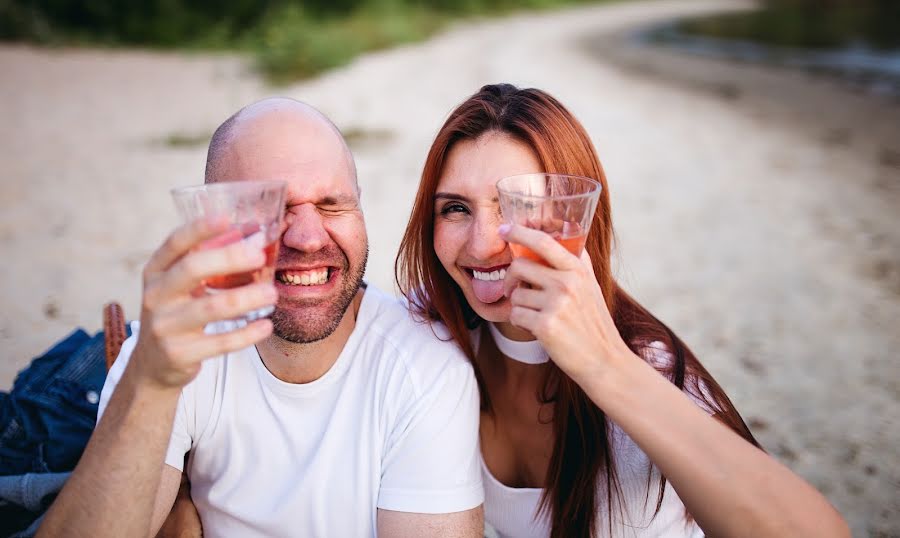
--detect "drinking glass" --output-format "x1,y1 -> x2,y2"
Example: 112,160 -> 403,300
496,173 -> 601,263
171,180 -> 286,325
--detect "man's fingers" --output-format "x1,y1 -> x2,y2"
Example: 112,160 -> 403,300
183,319 -> 273,362
156,239 -> 267,300
156,283 -> 278,333
144,216 -> 231,278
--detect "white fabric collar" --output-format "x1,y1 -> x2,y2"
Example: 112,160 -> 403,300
487,323 -> 550,365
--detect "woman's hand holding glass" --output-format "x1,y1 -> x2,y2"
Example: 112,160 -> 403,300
499,223 -> 632,385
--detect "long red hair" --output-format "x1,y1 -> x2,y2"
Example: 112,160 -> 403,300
395,83 -> 759,537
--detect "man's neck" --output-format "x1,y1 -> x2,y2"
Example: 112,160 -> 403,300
256,288 -> 365,384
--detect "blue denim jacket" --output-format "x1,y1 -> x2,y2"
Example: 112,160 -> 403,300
0,472 -> 70,538
1,327 -> 130,537
0,329 -> 112,476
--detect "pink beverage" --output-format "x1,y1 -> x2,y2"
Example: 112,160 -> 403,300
509,234 -> 587,266
198,223 -> 280,290
171,180 -> 286,328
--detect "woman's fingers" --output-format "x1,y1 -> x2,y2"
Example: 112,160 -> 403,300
579,248 -> 594,269
502,257 -> 558,297
144,216 -> 230,278
499,224 -> 580,271
508,304 -> 542,334
156,283 -> 278,334
508,286 -> 545,310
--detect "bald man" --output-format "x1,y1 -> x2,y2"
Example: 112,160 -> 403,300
39,98 -> 483,537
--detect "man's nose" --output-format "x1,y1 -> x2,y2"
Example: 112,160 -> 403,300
467,213 -> 506,260
282,204 -> 329,253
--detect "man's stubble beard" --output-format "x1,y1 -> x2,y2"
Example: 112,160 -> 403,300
270,246 -> 368,344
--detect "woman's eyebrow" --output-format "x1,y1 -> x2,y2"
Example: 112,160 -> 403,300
434,192 -> 471,203
435,192 -> 500,204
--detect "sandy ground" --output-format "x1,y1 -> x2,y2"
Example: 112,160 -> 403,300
1,0 -> 897,535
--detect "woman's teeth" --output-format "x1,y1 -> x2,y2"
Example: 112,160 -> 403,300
472,268 -> 507,282
277,269 -> 329,286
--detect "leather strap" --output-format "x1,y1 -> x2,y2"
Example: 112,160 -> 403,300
103,302 -> 127,371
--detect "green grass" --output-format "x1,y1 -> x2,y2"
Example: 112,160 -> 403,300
162,131 -> 213,149
342,126 -> 395,150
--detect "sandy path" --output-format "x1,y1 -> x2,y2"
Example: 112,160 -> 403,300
1,0 -> 897,535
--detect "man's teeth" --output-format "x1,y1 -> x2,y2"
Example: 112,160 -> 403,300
277,269 -> 329,286
472,268 -> 507,282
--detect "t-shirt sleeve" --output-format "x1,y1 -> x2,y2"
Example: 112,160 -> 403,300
97,321 -> 193,471
377,353 -> 483,514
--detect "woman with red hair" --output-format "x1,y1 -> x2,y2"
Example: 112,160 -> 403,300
396,83 -> 848,538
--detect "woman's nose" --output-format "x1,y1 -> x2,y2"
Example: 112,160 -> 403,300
466,213 -> 507,260
281,204 -> 329,253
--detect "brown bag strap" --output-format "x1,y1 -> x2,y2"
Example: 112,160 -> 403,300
103,302 -> 127,371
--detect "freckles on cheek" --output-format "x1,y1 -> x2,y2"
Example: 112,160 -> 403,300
433,224 -> 461,273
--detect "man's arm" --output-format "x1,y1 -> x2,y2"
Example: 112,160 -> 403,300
376,341 -> 484,537
38,217 -> 275,537
377,507 -> 483,538
154,466 -> 203,538
38,368 -> 183,538
151,467 -> 187,536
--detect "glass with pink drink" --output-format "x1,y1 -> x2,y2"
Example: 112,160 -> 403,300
171,180 -> 286,324
496,173 -> 601,263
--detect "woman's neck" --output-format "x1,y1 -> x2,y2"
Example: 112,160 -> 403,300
494,321 -> 535,342
481,323 -> 547,399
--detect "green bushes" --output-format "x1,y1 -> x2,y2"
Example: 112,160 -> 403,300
254,5 -> 447,83
0,0 -> 269,45
0,0 -> 596,83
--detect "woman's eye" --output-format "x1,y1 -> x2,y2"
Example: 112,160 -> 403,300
440,203 -> 469,215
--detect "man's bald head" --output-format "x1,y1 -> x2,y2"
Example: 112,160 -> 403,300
204,97 -> 357,188
201,97 -> 368,344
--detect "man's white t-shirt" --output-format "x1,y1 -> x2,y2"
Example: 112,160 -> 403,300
99,285 -> 483,537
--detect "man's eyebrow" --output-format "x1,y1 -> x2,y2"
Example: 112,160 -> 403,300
434,192 -> 471,203
319,194 -> 358,206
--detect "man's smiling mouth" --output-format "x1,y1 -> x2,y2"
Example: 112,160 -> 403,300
276,268 -> 332,286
